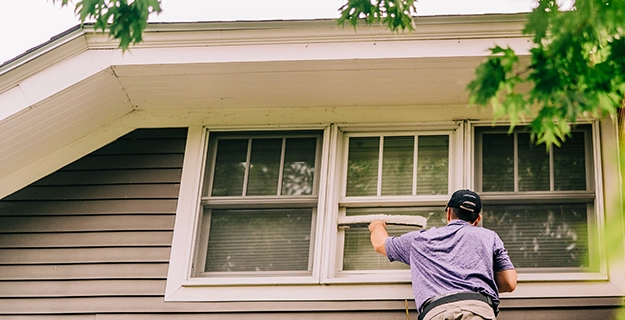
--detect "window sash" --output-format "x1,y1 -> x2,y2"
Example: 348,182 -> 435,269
205,132 -> 322,198
475,125 -> 598,272
343,133 -> 451,198
198,207 -> 317,276
197,131 -> 322,279
476,128 -> 592,193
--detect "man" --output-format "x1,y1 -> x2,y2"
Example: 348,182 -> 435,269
369,189 -> 516,320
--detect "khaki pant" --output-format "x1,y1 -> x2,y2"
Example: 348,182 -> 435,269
421,299 -> 496,320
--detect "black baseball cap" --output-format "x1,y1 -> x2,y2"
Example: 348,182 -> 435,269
447,189 -> 482,214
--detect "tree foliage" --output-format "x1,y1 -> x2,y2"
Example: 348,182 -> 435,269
468,0 -> 625,147
53,0 -> 162,50
337,0 -> 417,32
338,0 -> 625,148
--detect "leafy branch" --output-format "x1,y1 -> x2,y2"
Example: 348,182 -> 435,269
52,0 -> 162,50
338,0 -> 417,32
337,0 -> 625,149
467,0 -> 625,148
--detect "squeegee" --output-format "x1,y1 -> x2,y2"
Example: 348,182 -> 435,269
337,214 -> 427,229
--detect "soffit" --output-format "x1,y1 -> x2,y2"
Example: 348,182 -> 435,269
113,56 -> 486,110
0,69 -> 134,183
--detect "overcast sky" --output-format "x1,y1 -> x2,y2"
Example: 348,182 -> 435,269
0,0 -> 540,64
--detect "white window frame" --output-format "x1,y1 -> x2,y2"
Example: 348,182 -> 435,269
469,121 -> 608,282
165,120 -> 625,303
323,124 -> 464,284
193,131 -> 323,284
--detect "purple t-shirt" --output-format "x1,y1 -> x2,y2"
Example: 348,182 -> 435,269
385,220 -> 514,311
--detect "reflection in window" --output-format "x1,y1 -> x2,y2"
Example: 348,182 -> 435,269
417,136 -> 449,195
382,136 -> 414,196
346,137 -> 380,196
346,135 -> 449,197
282,138 -> 317,195
210,136 -> 318,197
481,130 -> 587,192
211,139 -> 248,196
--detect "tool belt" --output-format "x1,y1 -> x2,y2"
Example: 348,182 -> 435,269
418,292 -> 499,320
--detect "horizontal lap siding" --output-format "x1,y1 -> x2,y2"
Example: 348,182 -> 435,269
0,128 -> 186,316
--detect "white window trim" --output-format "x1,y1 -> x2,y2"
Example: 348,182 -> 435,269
322,125 -> 464,284
165,125 -> 417,302
166,120 -> 625,303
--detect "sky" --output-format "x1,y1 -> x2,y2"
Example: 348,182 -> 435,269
0,0 -> 540,64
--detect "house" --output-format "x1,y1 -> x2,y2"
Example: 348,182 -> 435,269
1,13 -> 624,319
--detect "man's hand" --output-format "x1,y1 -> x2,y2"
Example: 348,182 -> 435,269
369,219 -> 389,256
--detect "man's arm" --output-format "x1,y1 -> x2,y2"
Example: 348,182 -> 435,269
369,220 -> 389,256
495,269 -> 517,293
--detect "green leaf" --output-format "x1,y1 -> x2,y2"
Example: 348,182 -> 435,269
338,0 -> 416,32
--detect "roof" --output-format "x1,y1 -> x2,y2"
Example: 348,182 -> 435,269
0,13 -> 532,199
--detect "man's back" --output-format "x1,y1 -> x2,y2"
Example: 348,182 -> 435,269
368,189 -> 516,320
386,220 -> 513,311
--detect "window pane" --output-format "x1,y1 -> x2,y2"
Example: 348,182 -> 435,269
482,134 -> 514,192
282,138 -> 317,196
417,135 -> 449,195
205,208 -> 313,272
346,137 -> 380,196
247,138 -> 282,196
381,136 -> 414,196
483,204 -> 589,269
211,139 -> 248,196
554,132 -> 587,190
342,207 -> 445,271
518,134 -> 549,191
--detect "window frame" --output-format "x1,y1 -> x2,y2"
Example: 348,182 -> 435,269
470,121 -> 608,281
194,130 -> 326,285
165,120 -> 623,303
323,124 -> 463,284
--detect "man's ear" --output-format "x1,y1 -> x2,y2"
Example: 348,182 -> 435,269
472,214 -> 482,226
446,207 -> 452,223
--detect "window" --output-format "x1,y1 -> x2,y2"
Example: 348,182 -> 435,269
195,131 -> 322,282
167,121 -> 620,303
475,126 -> 599,273
334,132 -> 454,279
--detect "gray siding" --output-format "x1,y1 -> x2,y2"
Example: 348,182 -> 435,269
0,128 -> 621,319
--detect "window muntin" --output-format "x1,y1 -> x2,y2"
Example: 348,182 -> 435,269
476,126 -> 596,272
198,132 -> 322,278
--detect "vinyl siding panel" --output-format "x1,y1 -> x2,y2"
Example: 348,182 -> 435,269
0,128 -> 622,319
0,128 -> 185,317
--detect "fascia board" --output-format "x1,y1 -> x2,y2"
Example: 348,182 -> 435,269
83,13 -> 530,50
0,27 -> 88,92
